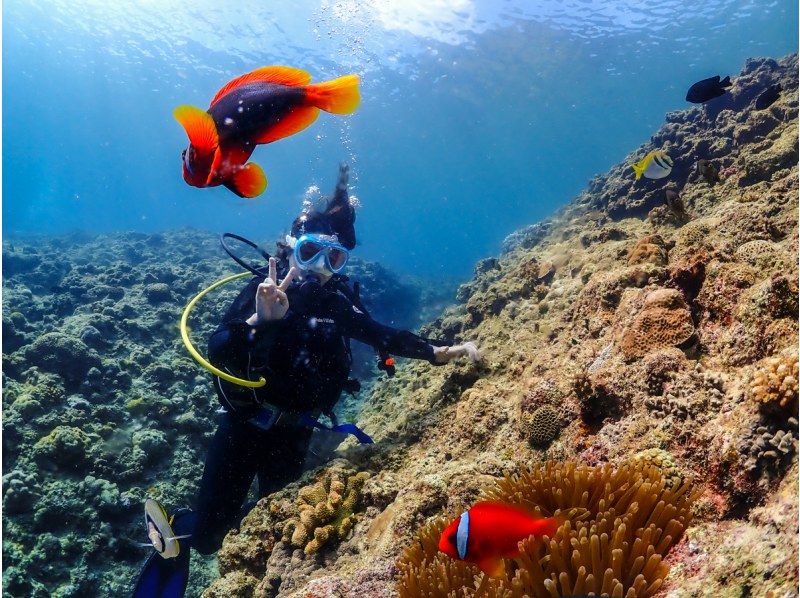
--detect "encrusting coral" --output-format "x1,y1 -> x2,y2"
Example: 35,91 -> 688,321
630,449 -> 684,489
282,468 -> 370,555
617,289 -> 695,360
396,461 -> 697,598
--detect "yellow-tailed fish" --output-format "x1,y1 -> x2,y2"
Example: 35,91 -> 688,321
631,150 -> 673,180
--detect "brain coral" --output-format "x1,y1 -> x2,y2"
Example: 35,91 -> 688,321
749,351 -> 799,412
397,461 -> 697,598
618,289 -> 695,360
734,240 -> 783,269
282,468 -> 370,555
522,405 -> 562,448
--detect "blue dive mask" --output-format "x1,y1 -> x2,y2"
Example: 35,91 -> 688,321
293,234 -> 350,274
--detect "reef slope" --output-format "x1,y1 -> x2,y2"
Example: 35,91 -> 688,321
207,55 -> 799,597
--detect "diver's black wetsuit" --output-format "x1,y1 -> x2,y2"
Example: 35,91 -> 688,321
193,273 -> 437,554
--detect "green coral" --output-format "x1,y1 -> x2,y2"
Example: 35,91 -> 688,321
282,468 -> 370,555
33,426 -> 92,466
630,448 -> 684,489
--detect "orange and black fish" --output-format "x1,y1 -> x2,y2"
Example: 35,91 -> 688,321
174,66 -> 360,198
438,501 -> 564,578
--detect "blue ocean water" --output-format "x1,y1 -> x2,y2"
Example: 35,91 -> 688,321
3,0 -> 797,278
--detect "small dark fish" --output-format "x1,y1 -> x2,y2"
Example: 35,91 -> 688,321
686,75 -> 732,103
697,159 -> 721,186
664,189 -> 687,218
755,84 -> 782,110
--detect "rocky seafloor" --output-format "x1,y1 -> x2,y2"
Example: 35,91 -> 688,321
1,229 -> 455,597
197,55 -> 799,597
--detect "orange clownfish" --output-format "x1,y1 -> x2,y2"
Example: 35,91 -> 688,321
438,501 -> 564,578
174,66 -> 360,198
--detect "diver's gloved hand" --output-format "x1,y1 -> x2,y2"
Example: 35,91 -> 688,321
247,258 -> 297,325
433,341 -> 482,365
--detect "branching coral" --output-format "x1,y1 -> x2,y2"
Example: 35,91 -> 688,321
282,468 -> 370,555
397,461 -> 697,598
749,351 -> 799,412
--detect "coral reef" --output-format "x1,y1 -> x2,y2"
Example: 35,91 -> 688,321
6,53 -> 798,598
1,230 -> 441,597
201,53 -> 796,597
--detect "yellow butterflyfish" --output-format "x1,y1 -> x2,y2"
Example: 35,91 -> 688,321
632,150 -> 673,180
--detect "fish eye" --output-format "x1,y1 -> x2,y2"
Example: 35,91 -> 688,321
449,532 -> 457,544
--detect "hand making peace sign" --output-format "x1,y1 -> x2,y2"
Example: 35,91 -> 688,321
247,258 -> 298,325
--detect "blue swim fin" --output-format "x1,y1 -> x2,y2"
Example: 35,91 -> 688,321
132,509 -> 196,598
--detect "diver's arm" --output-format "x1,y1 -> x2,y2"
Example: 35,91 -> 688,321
343,306 -> 439,363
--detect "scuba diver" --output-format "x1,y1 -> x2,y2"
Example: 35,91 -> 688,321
132,163 -> 481,597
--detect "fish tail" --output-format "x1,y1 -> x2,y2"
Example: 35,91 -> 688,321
539,513 -> 567,538
305,74 -> 360,114
631,163 -> 644,180
720,75 -> 731,87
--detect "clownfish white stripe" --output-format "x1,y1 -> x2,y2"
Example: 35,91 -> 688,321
456,510 -> 470,560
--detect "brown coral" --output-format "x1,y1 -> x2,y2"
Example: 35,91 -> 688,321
397,461 -> 697,598
618,289 -> 695,360
749,351 -> 799,412
523,405 -> 561,448
627,234 -> 668,266
282,467 -> 370,555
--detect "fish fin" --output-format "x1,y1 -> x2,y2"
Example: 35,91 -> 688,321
720,75 -> 731,87
224,163 -> 268,198
173,105 -> 218,153
253,106 -> 320,144
210,66 -> 313,106
305,74 -> 360,114
538,513 -> 568,539
476,556 -> 506,578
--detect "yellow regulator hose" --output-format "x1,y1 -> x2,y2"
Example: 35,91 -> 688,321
180,271 -> 266,388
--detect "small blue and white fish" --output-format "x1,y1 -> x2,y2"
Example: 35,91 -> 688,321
632,150 -> 673,181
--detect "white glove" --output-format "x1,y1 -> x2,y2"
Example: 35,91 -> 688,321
433,341 -> 482,364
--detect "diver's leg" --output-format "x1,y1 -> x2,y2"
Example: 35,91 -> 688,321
192,414 -> 262,555
256,425 -> 314,497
